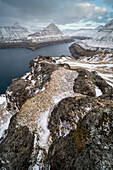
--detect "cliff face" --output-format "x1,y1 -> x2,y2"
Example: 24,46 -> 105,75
0,56 -> 113,170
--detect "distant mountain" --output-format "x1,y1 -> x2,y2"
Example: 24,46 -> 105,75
78,19 -> 113,50
0,23 -> 73,50
63,25 -> 104,39
27,23 -> 72,43
30,23 -> 63,36
95,25 -> 104,30
62,29 -> 75,35
26,26 -> 44,34
0,23 -> 30,42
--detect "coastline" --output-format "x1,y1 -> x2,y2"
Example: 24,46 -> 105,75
69,42 -> 113,59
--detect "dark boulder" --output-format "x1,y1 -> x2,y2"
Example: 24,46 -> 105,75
73,68 -> 113,97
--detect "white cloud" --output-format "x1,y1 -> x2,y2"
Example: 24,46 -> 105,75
57,2 -> 107,24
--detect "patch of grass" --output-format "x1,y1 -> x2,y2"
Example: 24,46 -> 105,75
72,117 -> 89,154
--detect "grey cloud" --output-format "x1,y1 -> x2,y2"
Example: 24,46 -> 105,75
0,0 -> 110,26
104,0 -> 113,8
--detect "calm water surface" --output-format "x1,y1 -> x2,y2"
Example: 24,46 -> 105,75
0,41 -> 77,94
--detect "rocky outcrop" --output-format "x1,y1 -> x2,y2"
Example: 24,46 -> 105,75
73,68 -> 113,97
0,55 -> 113,170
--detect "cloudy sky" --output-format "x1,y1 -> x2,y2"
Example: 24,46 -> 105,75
0,0 -> 113,30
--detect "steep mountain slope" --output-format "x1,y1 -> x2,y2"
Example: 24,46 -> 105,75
0,23 -> 30,42
27,23 -> 72,43
78,19 -> 113,50
0,55 -> 113,169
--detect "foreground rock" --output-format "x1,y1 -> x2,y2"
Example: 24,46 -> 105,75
0,56 -> 113,169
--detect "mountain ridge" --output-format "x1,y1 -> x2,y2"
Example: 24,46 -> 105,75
78,19 -> 113,50
63,25 -> 104,39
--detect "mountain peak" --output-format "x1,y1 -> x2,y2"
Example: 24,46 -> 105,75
47,23 -> 57,27
43,23 -> 63,35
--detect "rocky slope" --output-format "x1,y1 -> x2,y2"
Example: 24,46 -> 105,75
0,55 -> 113,170
77,19 -> 113,51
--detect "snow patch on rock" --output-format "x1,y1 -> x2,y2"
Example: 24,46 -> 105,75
0,95 -> 11,142
95,86 -> 102,97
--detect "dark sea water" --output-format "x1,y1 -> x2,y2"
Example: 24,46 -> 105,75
0,41 -> 77,94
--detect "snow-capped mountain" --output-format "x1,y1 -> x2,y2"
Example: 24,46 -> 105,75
78,19 -> 113,50
0,23 -> 30,42
27,23 -> 71,43
30,23 -> 63,36
63,25 -> 103,39
0,23 -> 73,50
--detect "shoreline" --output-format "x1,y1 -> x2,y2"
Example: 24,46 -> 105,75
69,42 -> 113,59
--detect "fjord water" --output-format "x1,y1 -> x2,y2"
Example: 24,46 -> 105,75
0,41 -> 75,94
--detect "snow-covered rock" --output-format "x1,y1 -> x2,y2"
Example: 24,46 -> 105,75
0,95 -> 11,142
57,54 -> 113,87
